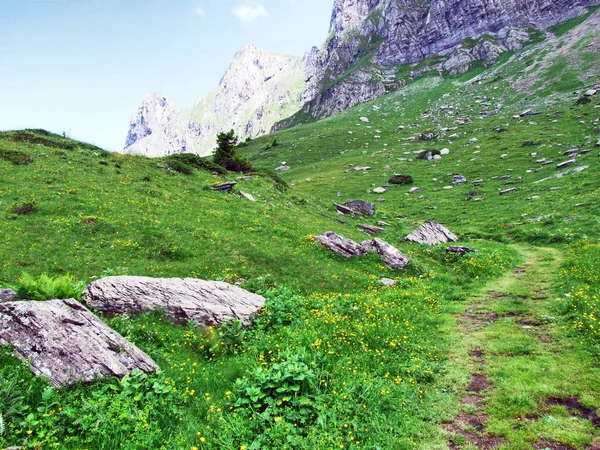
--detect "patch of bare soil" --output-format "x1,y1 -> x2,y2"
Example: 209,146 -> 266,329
468,374 -> 494,394
546,397 -> 600,428
533,440 -> 576,450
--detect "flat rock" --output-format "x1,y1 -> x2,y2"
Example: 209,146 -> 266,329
363,238 -> 410,269
345,200 -> 375,216
377,221 -> 392,227
0,299 -> 159,387
556,159 -> 576,169
519,109 -> 534,117
83,277 -> 265,327
275,166 -> 290,172
584,89 -> 597,96
379,278 -> 397,287
446,246 -> 475,255
314,232 -> 368,259
239,191 -> 256,202
372,187 -> 386,194
0,289 -> 17,302
334,202 -> 356,215
358,224 -> 386,234
405,221 -> 458,246
211,182 -> 237,192
408,187 -> 421,194
499,188 -> 517,195
453,175 -> 468,185
353,166 -> 371,171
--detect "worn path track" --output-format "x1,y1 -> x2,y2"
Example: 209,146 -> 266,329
443,246 -> 600,450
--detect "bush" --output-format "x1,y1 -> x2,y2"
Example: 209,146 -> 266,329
213,130 -> 254,173
15,272 -> 86,301
163,153 -> 227,175
389,175 -> 414,185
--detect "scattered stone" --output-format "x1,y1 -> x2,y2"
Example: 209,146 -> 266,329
345,200 -> 375,216
440,148 -> 450,155
363,238 -> 410,269
556,159 -> 576,169
314,232 -> 367,258
453,175 -> 468,185
421,132 -> 438,141
408,187 -> 421,194
443,186 -> 454,190
359,117 -> 369,123
211,182 -> 237,192
469,138 -> 478,144
334,203 -> 357,215
519,109 -> 534,117
0,289 -> 17,302
446,246 -> 475,255
0,299 -> 159,387
239,191 -> 256,202
379,278 -> 397,287
373,187 -> 386,194
275,166 -> 290,172
564,149 -> 579,157
405,221 -> 458,246
358,224 -> 386,234
377,221 -> 392,227
596,139 -> 600,147
499,188 -> 517,195
584,89 -> 597,96
353,166 -> 372,171
83,277 -> 265,327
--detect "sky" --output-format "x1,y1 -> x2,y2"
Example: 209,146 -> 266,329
0,0 -> 334,151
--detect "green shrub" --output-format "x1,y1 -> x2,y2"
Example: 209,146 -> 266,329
163,153 -> 227,175
11,200 -> 37,215
15,272 -> 86,301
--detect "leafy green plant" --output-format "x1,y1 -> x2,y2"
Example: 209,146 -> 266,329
15,272 -> 86,301
218,319 -> 246,354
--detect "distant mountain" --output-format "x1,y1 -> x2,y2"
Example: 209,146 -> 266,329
123,45 -> 307,157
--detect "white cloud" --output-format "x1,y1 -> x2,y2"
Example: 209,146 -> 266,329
232,2 -> 268,23
194,6 -> 206,18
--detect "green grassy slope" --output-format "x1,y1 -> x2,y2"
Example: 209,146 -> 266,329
1,11 -> 600,450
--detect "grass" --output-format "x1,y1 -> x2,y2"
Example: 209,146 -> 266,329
1,10 -> 600,450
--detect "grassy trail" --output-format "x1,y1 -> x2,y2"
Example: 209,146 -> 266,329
443,246 -> 600,450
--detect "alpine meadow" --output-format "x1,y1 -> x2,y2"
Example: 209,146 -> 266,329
1,1 -> 600,450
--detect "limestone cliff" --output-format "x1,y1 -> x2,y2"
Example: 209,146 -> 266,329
124,45 -> 306,157
275,0 -> 600,129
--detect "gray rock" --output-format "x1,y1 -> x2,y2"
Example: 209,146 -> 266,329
372,187 -> 387,194
453,175 -> 468,185
358,224 -> 386,234
556,160 -> 576,169
379,278 -> 397,287
584,89 -> 597,96
334,202 -> 357,215
520,109 -> 534,117
405,221 -> 458,246
0,299 -> 159,387
83,277 -> 264,327
211,182 -> 237,192
239,191 -> 256,202
314,232 -> 368,258
363,238 -> 410,269
275,166 -> 290,172
446,246 -> 476,255
499,188 -> 517,195
0,289 -> 17,302
345,200 -> 375,216
408,187 -> 421,194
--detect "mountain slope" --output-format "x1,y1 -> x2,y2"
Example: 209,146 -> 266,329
123,45 -> 307,157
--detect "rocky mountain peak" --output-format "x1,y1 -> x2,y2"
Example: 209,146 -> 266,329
124,93 -> 180,149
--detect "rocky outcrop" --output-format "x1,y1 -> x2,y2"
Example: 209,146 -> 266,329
124,45 -> 307,157
280,0 -> 599,125
0,289 -> 16,302
83,276 -> 264,327
314,232 -> 369,258
0,299 -> 159,387
363,238 -> 410,269
405,221 -> 458,245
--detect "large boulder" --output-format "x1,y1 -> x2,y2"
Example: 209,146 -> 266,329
83,277 -> 264,327
314,232 -> 368,258
405,221 -> 458,245
0,299 -> 159,387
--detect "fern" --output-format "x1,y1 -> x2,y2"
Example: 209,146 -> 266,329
16,272 -> 86,301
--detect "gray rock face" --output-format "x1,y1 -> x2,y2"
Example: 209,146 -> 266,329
124,45 -> 307,157
405,221 -> 458,245
292,0 -> 598,122
83,277 -> 264,327
314,232 -> 369,258
363,238 -> 410,269
0,299 -> 159,387
0,289 -> 17,302
345,200 -> 376,216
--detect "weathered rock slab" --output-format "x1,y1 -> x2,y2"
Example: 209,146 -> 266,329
0,299 -> 159,387
83,277 -> 264,327
0,289 -> 17,303
345,200 -> 375,216
358,224 -> 386,234
334,202 -> 357,215
405,221 -> 458,246
314,232 -> 367,258
211,182 -> 237,192
364,238 -> 410,269
446,246 -> 476,255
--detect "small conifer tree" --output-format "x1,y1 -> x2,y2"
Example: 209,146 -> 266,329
213,129 -> 238,167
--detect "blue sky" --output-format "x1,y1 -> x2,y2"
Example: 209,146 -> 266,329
0,0 -> 333,151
